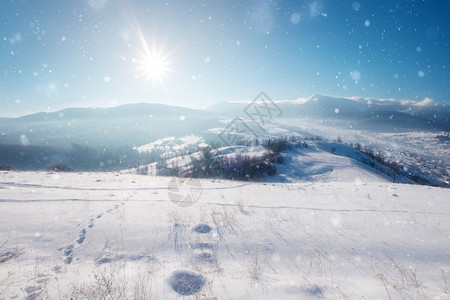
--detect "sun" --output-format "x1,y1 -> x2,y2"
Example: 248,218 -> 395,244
134,27 -> 173,87
140,50 -> 171,84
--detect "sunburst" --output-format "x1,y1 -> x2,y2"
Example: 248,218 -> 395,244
134,28 -> 173,87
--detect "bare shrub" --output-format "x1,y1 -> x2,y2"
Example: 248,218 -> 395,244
47,164 -> 73,172
442,270 -> 450,294
0,238 -> 23,265
221,153 -> 277,181
235,199 -> 245,213
372,256 -> 427,299
71,271 -> 128,299
246,249 -> 262,279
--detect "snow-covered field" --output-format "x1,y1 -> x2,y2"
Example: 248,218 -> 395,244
1,171 -> 449,299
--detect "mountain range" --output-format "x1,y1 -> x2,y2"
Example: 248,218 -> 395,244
0,94 -> 448,186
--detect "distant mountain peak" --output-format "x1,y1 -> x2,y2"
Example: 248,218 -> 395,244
308,94 -> 324,102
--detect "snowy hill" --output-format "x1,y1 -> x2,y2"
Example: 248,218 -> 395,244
130,139 -> 427,186
134,141 -> 390,183
0,171 -> 448,299
274,141 -> 399,183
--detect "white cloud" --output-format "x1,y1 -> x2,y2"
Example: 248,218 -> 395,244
399,100 -> 417,105
415,97 -> 435,107
346,96 -> 436,107
231,96 -> 437,108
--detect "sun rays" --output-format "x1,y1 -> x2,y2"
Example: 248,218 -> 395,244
133,27 -> 174,88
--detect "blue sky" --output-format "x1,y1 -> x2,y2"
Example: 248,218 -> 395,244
1,0 -> 449,117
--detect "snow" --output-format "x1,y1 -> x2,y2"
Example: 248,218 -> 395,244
135,136 -> 202,154
0,171 -> 449,299
274,142 -> 394,183
132,140 -> 406,185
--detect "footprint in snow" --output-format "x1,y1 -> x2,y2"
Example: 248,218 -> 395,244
51,266 -> 62,273
193,224 -> 212,234
36,275 -> 50,284
304,284 -> 324,297
168,271 -> 205,296
24,285 -> 42,298
76,229 -> 86,244
190,242 -> 215,250
60,245 -> 74,264
65,256 -> 72,264
62,245 -> 73,256
196,252 -> 215,264
96,255 -> 113,265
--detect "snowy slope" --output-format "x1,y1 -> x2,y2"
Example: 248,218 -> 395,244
131,140 -> 409,185
0,171 -> 449,299
274,142 -> 394,183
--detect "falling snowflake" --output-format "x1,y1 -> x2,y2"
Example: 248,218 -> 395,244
351,70 -> 361,82
290,12 -> 301,24
352,2 -> 361,11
